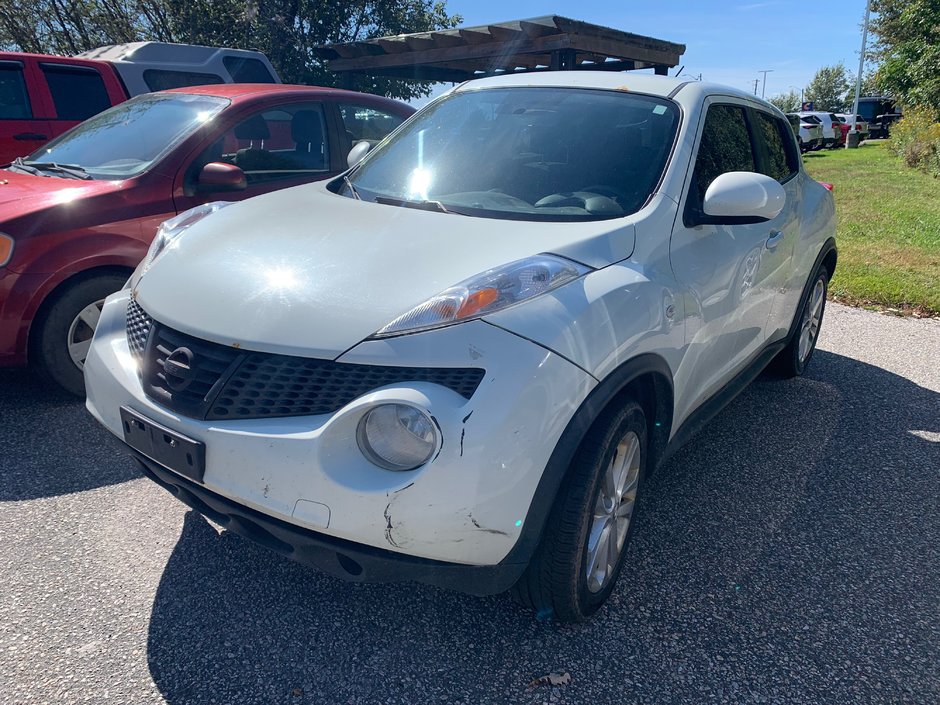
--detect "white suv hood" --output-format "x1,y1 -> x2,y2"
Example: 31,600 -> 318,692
135,184 -> 636,358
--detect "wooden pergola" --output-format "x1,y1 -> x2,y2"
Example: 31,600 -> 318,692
314,16 -> 685,83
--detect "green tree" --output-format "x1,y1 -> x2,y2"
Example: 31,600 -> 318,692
768,89 -> 801,113
870,0 -> 940,116
0,0 -> 462,100
804,63 -> 852,111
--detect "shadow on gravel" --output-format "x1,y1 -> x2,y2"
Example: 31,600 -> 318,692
0,370 -> 138,500
146,350 -> 939,704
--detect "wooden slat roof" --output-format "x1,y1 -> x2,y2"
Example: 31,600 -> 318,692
314,16 -> 685,82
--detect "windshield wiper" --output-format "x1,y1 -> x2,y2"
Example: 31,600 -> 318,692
8,157 -> 91,180
374,195 -> 453,214
343,175 -> 362,200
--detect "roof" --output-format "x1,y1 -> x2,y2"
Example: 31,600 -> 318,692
313,15 -> 685,82
449,71 -> 776,108
76,41 -> 269,64
158,83 -> 414,112
0,50 -> 112,67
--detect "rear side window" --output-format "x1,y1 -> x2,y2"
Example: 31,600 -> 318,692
222,57 -> 275,83
692,104 -> 756,203
0,62 -> 31,119
41,64 -> 111,120
755,111 -> 799,182
143,70 -> 225,91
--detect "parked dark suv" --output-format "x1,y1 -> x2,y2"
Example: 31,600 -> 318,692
857,97 -> 902,140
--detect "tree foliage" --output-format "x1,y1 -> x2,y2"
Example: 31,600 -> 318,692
0,0 -> 462,100
768,89 -> 800,113
804,63 -> 853,112
870,0 -> 940,116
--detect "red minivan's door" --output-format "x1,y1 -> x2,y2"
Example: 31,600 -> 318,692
0,58 -> 52,164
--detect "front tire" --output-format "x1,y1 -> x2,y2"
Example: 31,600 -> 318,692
34,274 -> 126,396
512,400 -> 648,622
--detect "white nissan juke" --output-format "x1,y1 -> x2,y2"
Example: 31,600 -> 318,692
85,72 -> 836,622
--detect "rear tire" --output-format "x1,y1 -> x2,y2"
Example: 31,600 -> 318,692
771,268 -> 828,378
512,400 -> 648,622
34,274 -> 126,396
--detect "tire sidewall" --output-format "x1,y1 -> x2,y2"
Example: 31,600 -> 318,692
573,402 -> 649,617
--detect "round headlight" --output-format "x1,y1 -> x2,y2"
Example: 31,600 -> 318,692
357,404 -> 438,471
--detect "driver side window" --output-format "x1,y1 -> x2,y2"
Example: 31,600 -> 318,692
195,102 -> 330,186
692,105 -> 757,205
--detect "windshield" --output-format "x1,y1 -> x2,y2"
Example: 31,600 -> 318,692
343,87 -> 680,221
23,93 -> 229,179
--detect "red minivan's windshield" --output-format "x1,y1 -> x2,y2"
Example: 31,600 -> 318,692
21,93 -> 229,179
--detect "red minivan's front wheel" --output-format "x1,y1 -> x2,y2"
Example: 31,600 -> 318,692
34,274 -> 127,396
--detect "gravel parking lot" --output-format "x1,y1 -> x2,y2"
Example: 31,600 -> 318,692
1,302 -> 937,705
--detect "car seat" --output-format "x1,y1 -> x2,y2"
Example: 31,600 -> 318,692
291,111 -> 325,170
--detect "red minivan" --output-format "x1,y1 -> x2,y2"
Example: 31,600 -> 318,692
0,83 -> 413,394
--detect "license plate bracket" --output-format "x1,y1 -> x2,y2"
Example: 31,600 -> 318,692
120,406 -> 206,483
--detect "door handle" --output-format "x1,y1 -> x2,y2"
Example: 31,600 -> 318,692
13,132 -> 48,141
766,230 -> 784,250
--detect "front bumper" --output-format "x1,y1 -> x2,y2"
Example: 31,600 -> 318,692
85,291 -> 595,571
134,451 -> 523,594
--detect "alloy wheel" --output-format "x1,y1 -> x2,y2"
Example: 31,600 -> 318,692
585,430 -> 641,593
798,278 -> 825,364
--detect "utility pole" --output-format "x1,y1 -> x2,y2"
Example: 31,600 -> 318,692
758,69 -> 774,99
847,0 -> 872,148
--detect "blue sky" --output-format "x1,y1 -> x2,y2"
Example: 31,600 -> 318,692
416,0 -> 872,102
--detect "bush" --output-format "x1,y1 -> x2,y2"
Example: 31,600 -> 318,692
888,109 -> 940,177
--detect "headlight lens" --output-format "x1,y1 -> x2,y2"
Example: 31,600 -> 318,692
129,201 -> 233,289
357,404 -> 438,471
0,233 -> 13,267
374,254 -> 591,337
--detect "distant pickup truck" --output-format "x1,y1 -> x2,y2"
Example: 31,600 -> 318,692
0,42 -> 280,163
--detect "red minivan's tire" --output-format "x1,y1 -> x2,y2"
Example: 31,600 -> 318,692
33,274 -> 127,396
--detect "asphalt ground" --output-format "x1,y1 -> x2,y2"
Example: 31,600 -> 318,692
1,302 -> 938,705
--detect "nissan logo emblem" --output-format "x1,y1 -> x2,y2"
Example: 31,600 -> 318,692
163,347 -> 196,392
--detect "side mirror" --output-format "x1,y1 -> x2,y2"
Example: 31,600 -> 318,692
701,171 -> 786,223
347,140 -> 372,169
197,162 -> 246,192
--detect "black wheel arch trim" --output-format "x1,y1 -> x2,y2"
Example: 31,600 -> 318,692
499,352 -> 674,569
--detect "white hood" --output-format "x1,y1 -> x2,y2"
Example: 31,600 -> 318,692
136,184 -> 636,358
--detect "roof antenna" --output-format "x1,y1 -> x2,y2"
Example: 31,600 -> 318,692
673,65 -> 684,77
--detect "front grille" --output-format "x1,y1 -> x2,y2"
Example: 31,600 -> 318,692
143,325 -> 242,419
126,303 -> 485,420
209,353 -> 485,420
125,299 -> 153,356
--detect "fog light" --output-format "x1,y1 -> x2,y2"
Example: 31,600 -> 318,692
357,404 -> 437,471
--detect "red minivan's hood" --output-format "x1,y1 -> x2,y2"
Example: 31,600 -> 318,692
0,169 -> 125,215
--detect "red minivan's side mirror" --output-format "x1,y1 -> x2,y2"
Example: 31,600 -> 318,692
197,162 -> 247,192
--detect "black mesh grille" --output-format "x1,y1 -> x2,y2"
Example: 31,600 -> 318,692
143,325 -> 242,419
126,299 -> 153,357
129,303 -> 485,420
208,354 -> 485,420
